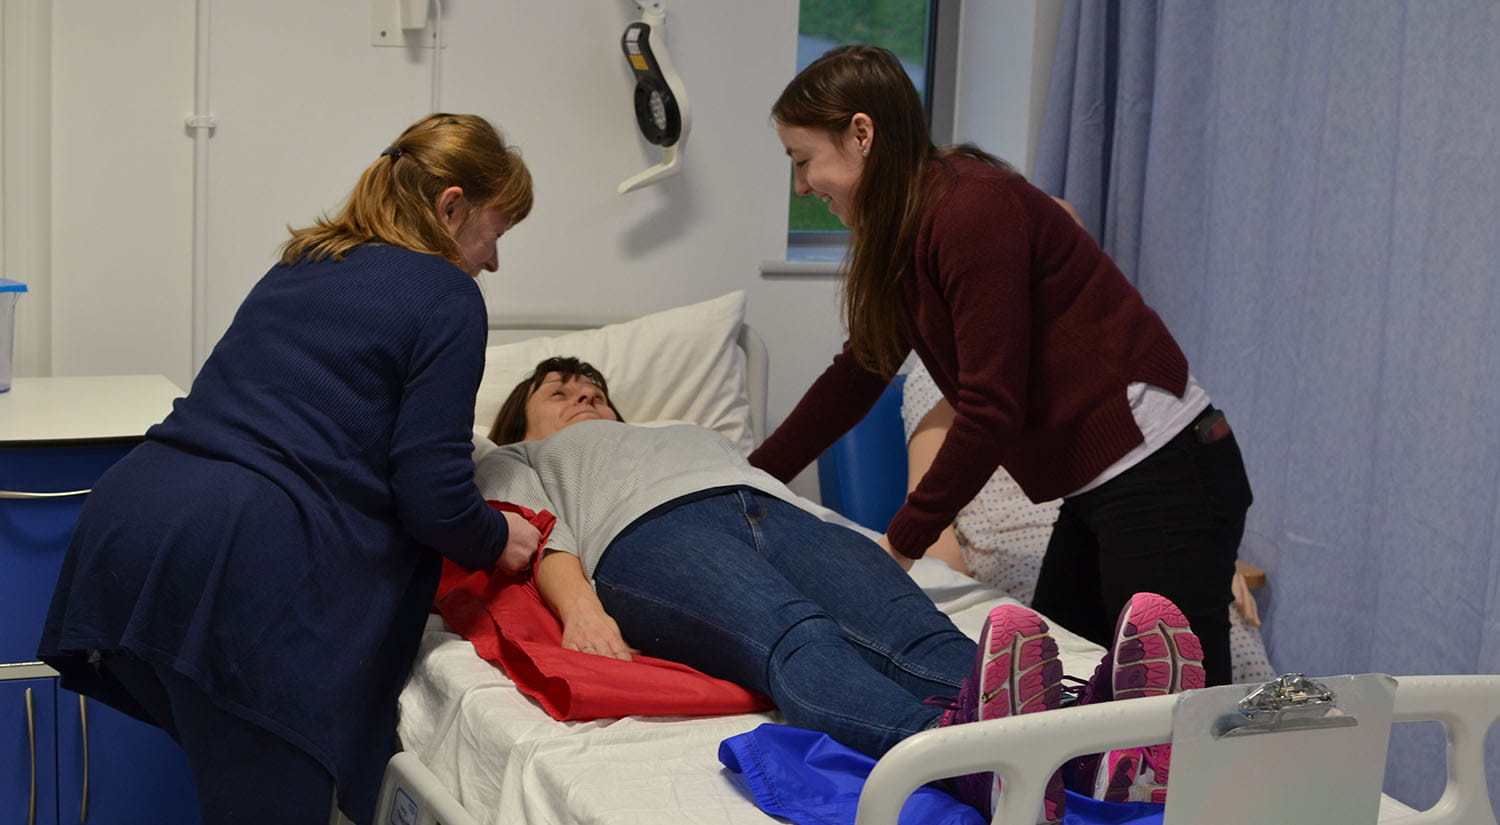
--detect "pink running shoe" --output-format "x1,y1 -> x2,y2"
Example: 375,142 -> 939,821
1069,592 -> 1205,803
940,604 -> 1065,823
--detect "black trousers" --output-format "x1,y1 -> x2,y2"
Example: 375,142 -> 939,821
102,653 -> 339,825
1031,407 -> 1253,687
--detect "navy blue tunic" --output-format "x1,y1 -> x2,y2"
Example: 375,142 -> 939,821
39,244 -> 508,822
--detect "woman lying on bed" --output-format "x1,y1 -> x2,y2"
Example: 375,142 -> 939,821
476,356 -> 1207,820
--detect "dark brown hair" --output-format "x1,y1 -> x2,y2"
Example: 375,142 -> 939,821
488,356 -> 624,445
281,113 -> 533,270
772,45 -> 1013,377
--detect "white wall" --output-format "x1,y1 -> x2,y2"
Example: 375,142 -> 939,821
42,0 -> 807,389
2,0 -> 54,378
6,0 -> 1057,499
952,0 -> 1062,176
49,0 -> 197,382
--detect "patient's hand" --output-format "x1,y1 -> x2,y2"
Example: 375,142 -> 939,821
497,511 -> 542,575
561,610 -> 636,662
536,549 -> 636,661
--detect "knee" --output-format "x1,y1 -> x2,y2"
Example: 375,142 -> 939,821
764,614 -> 844,677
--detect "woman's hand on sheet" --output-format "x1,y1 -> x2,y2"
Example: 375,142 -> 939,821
1230,569 -> 1261,627
497,511 -> 542,575
561,611 -> 636,662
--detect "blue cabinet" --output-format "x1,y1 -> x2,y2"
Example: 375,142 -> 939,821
0,676 -> 58,825
0,445 -> 132,664
1,375 -> 200,825
55,688 -> 203,825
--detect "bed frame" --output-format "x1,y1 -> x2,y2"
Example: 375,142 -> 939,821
370,317 -> 1500,825
374,673 -> 1500,825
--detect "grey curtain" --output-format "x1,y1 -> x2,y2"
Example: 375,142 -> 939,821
1033,0 -> 1500,812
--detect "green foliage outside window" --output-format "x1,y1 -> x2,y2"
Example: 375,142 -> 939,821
799,0 -> 928,65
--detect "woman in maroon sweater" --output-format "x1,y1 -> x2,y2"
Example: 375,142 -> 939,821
751,45 -> 1252,689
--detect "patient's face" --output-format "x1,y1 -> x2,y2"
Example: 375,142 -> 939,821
523,372 -> 618,440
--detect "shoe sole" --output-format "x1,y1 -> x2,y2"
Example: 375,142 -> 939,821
1097,745 -> 1171,803
977,605 -> 1063,717
976,605 -> 1065,822
1111,592 -> 1206,699
1097,593 -> 1206,803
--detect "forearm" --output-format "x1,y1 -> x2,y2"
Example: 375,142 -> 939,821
750,347 -> 891,480
536,550 -> 604,624
923,526 -> 969,575
536,549 -> 634,660
906,405 -> 968,574
889,420 -> 1003,558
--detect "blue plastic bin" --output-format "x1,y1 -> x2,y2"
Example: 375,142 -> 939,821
0,278 -> 28,393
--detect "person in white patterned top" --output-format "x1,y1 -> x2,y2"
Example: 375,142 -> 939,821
901,357 -> 1275,685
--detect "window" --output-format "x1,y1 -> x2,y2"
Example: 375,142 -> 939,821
788,0 -> 956,257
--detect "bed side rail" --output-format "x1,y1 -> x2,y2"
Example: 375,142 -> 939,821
854,674 -> 1500,825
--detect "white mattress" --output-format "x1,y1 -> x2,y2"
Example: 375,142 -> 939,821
396,555 -> 1419,825
399,557 -> 1111,825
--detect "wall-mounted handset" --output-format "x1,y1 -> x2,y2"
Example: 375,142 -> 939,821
617,1 -> 691,194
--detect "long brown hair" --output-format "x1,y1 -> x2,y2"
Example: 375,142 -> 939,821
773,45 -> 1013,377
281,113 -> 534,270
488,356 -> 625,445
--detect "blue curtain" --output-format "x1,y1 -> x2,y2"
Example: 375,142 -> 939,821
1033,0 -> 1500,813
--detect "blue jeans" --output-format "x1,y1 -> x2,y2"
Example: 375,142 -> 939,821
593,487 -> 973,758
1032,407 -> 1253,687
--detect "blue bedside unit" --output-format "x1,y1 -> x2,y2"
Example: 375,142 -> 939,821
816,375 -> 908,533
1,375 -> 202,825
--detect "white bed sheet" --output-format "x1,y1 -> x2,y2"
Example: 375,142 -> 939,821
399,555 -> 1113,825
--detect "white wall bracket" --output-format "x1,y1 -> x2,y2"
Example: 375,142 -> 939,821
617,1 -> 690,194
618,145 -> 682,194
371,0 -> 438,48
184,114 -> 217,134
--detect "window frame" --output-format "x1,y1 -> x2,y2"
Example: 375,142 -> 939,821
786,0 -> 958,255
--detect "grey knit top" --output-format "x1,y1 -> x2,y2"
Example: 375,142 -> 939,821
474,420 -> 800,580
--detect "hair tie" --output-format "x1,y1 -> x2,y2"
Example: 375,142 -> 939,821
380,145 -> 404,159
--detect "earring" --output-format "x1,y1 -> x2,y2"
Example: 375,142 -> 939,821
861,147 -> 869,156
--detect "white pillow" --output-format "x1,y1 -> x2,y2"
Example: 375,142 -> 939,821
473,292 -> 754,452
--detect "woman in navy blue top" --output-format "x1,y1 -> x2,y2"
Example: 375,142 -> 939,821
38,113 -> 539,825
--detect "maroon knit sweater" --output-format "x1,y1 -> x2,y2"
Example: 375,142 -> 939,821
750,157 -> 1188,559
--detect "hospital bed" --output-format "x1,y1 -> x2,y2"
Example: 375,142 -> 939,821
375,292 -> 1500,825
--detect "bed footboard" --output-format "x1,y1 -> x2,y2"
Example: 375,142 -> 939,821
854,674 -> 1500,825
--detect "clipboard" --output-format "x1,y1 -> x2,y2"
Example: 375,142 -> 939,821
1163,673 -> 1397,825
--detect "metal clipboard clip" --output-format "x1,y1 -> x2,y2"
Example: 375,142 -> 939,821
1212,673 -> 1359,738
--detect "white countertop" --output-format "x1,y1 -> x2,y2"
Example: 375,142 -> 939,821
0,375 -> 184,444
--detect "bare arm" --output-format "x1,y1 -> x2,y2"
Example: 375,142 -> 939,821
904,398 -> 969,575
535,550 -> 635,661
